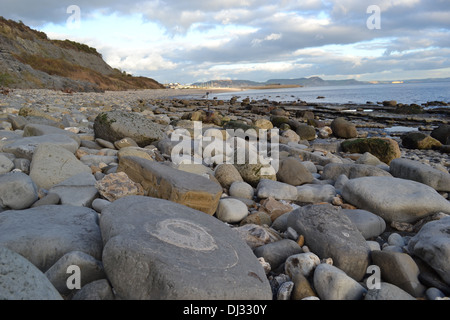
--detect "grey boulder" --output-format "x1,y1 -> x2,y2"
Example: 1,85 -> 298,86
313,263 -> 367,300
342,209 -> 386,240
407,216 -> 450,286
287,204 -> 371,281
0,246 -> 63,300
100,196 -> 272,300
0,205 -> 103,272
341,176 -> 450,223
94,111 -> 167,147
1,134 -> 80,160
390,158 -> 450,192
0,172 -> 38,210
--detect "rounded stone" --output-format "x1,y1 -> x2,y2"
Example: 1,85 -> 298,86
285,252 -> 321,278
214,164 -> 243,189
215,198 -> 249,223
229,181 -> 254,200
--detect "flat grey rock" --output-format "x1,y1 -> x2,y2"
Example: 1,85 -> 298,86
0,246 -> 63,300
1,134 -> 80,160
49,172 -> 98,207
94,111 -> 167,147
390,158 -> 450,192
0,205 -> 102,272
321,163 -> 391,181
100,196 -> 272,300
23,123 -> 81,144
29,143 -> 92,190
341,176 -> 450,223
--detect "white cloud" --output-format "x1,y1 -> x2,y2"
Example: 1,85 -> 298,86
3,0 -> 450,83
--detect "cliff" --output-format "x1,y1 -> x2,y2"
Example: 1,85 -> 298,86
0,17 -> 165,92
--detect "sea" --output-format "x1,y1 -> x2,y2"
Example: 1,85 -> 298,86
204,81 -> 450,108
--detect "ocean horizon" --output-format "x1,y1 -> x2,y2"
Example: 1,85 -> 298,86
203,81 -> 450,107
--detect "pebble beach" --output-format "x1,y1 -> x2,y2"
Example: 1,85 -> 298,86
0,87 -> 449,301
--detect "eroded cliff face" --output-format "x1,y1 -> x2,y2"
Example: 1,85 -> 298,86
0,17 -> 164,92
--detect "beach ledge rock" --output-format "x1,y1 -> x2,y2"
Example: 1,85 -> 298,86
100,196 -> 272,300
93,111 -> 167,147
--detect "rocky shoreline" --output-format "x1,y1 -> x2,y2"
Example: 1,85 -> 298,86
0,88 -> 449,300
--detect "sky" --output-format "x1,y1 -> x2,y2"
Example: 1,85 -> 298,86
2,0 -> 450,84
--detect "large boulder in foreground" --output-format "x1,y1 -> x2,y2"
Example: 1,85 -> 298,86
100,196 -> 272,300
117,156 -> 222,215
287,204 -> 371,281
94,111 -> 167,147
342,176 -> 450,223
